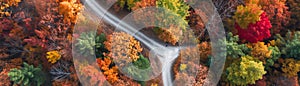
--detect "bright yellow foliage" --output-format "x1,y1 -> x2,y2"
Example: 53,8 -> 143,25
226,56 -> 266,85
179,63 -> 187,71
46,50 -> 61,64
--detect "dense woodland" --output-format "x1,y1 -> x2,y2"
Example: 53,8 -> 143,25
0,0 -> 299,86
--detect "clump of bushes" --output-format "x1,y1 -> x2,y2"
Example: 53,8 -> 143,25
283,31 -> 300,59
259,0 -> 291,34
58,0 -> 83,24
104,32 -> 143,65
46,50 -> 61,64
155,0 -> 190,45
226,56 -> 266,85
97,57 -> 119,83
75,31 -> 97,56
122,55 -> 151,81
279,58 -> 300,77
226,32 -> 251,58
233,0 -> 272,43
8,62 -> 45,86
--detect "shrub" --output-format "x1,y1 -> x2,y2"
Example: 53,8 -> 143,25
233,0 -> 272,43
8,62 -> 45,86
156,0 -> 189,29
226,56 -> 266,85
157,0 -> 189,21
78,63 -> 106,86
173,58 -> 208,85
226,32 -> 250,58
131,0 -> 190,45
179,64 -> 187,71
132,55 -> 151,70
104,32 -> 143,65
233,0 -> 263,29
156,0 -> 190,45
268,46 -> 281,60
248,42 -> 272,62
277,31 -> 300,59
155,0 -> 190,45
248,41 -> 281,70
198,42 -> 212,63
58,0 -> 83,24
259,0 -> 291,34
235,12 -> 272,43
283,31 -> 300,59
265,46 -> 281,69
122,55 -> 151,80
46,50 -> 61,64
22,0 -> 75,62
96,57 -> 119,83
75,31 -> 97,56
280,58 -> 300,77
157,26 -> 183,45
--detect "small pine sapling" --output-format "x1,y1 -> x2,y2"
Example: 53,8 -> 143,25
8,62 -> 45,86
75,31 -> 97,56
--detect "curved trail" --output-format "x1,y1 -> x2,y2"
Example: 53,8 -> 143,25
84,0 -> 187,86
77,0 -> 227,86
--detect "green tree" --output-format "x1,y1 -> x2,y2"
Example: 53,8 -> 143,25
95,33 -> 108,58
226,56 -> 266,85
75,31 -> 96,56
8,62 -> 45,86
226,32 -> 251,58
122,55 -> 151,81
276,31 -> 300,60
